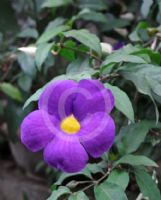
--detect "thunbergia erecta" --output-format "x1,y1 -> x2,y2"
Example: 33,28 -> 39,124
21,79 -> 115,173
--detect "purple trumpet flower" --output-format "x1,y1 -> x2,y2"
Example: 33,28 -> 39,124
21,79 -> 115,173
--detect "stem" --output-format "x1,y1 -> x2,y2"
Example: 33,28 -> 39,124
99,73 -> 120,81
82,168 -> 112,192
74,180 -> 94,185
59,43 -> 102,62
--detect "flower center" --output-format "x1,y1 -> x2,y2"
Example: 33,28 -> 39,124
60,115 -> 80,134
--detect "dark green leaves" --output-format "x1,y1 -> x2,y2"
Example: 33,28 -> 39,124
94,182 -> 128,200
0,82 -> 22,102
17,52 -> 36,77
101,45 -> 147,73
77,0 -> 108,11
63,29 -> 102,56
77,9 -> 107,23
18,28 -> 38,39
134,168 -> 161,200
35,42 -> 54,70
100,14 -> 129,32
67,56 -> 90,73
102,51 -> 146,68
42,0 -> 73,8
68,191 -> 89,200
18,74 -> 32,92
105,83 -> 134,122
114,154 -> 158,168
59,40 -> 76,61
37,25 -> 69,44
116,121 -> 161,155
119,64 -> 161,103
132,48 -> 161,65
129,22 -> 150,42
141,0 -> 153,17
119,63 -> 161,121
107,170 -> 129,190
47,186 -> 71,200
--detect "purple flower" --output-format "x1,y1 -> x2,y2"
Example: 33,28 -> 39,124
21,79 -> 115,173
113,42 -> 125,50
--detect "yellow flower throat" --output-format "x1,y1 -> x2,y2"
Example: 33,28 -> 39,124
61,115 -> 80,134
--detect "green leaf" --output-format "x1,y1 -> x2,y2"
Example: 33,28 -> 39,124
119,64 -> 161,122
23,87 -> 45,109
77,0 -> 108,11
69,191 -> 89,200
17,52 -> 36,77
0,82 -> 23,102
102,51 -> 146,68
134,168 -> 161,200
141,0 -> 153,17
59,40 -> 76,61
100,14 -> 129,31
85,162 -> 105,174
67,56 -> 90,73
146,76 -> 161,97
47,186 -> 71,200
42,0 -> 72,8
63,29 -> 102,56
104,83 -> 134,122
18,74 -> 32,92
94,182 -> 128,200
18,28 -> 38,39
129,22 -> 149,42
116,121 -> 161,155
114,154 -> 158,168
37,25 -> 70,44
107,170 -> 129,190
132,48 -> 161,65
35,42 -> 54,70
45,18 -> 66,31
157,0 -> 161,23
66,55 -> 96,80
77,9 -> 107,23
119,64 -> 161,103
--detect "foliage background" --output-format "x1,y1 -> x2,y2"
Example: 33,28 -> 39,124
0,0 -> 161,199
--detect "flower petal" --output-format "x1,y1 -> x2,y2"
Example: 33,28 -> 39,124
78,112 -> 115,158
21,110 -> 58,152
44,136 -> 88,173
38,80 -> 77,120
73,79 -> 114,120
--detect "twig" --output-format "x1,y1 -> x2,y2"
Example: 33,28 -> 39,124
99,73 -> 120,81
82,168 -> 112,192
